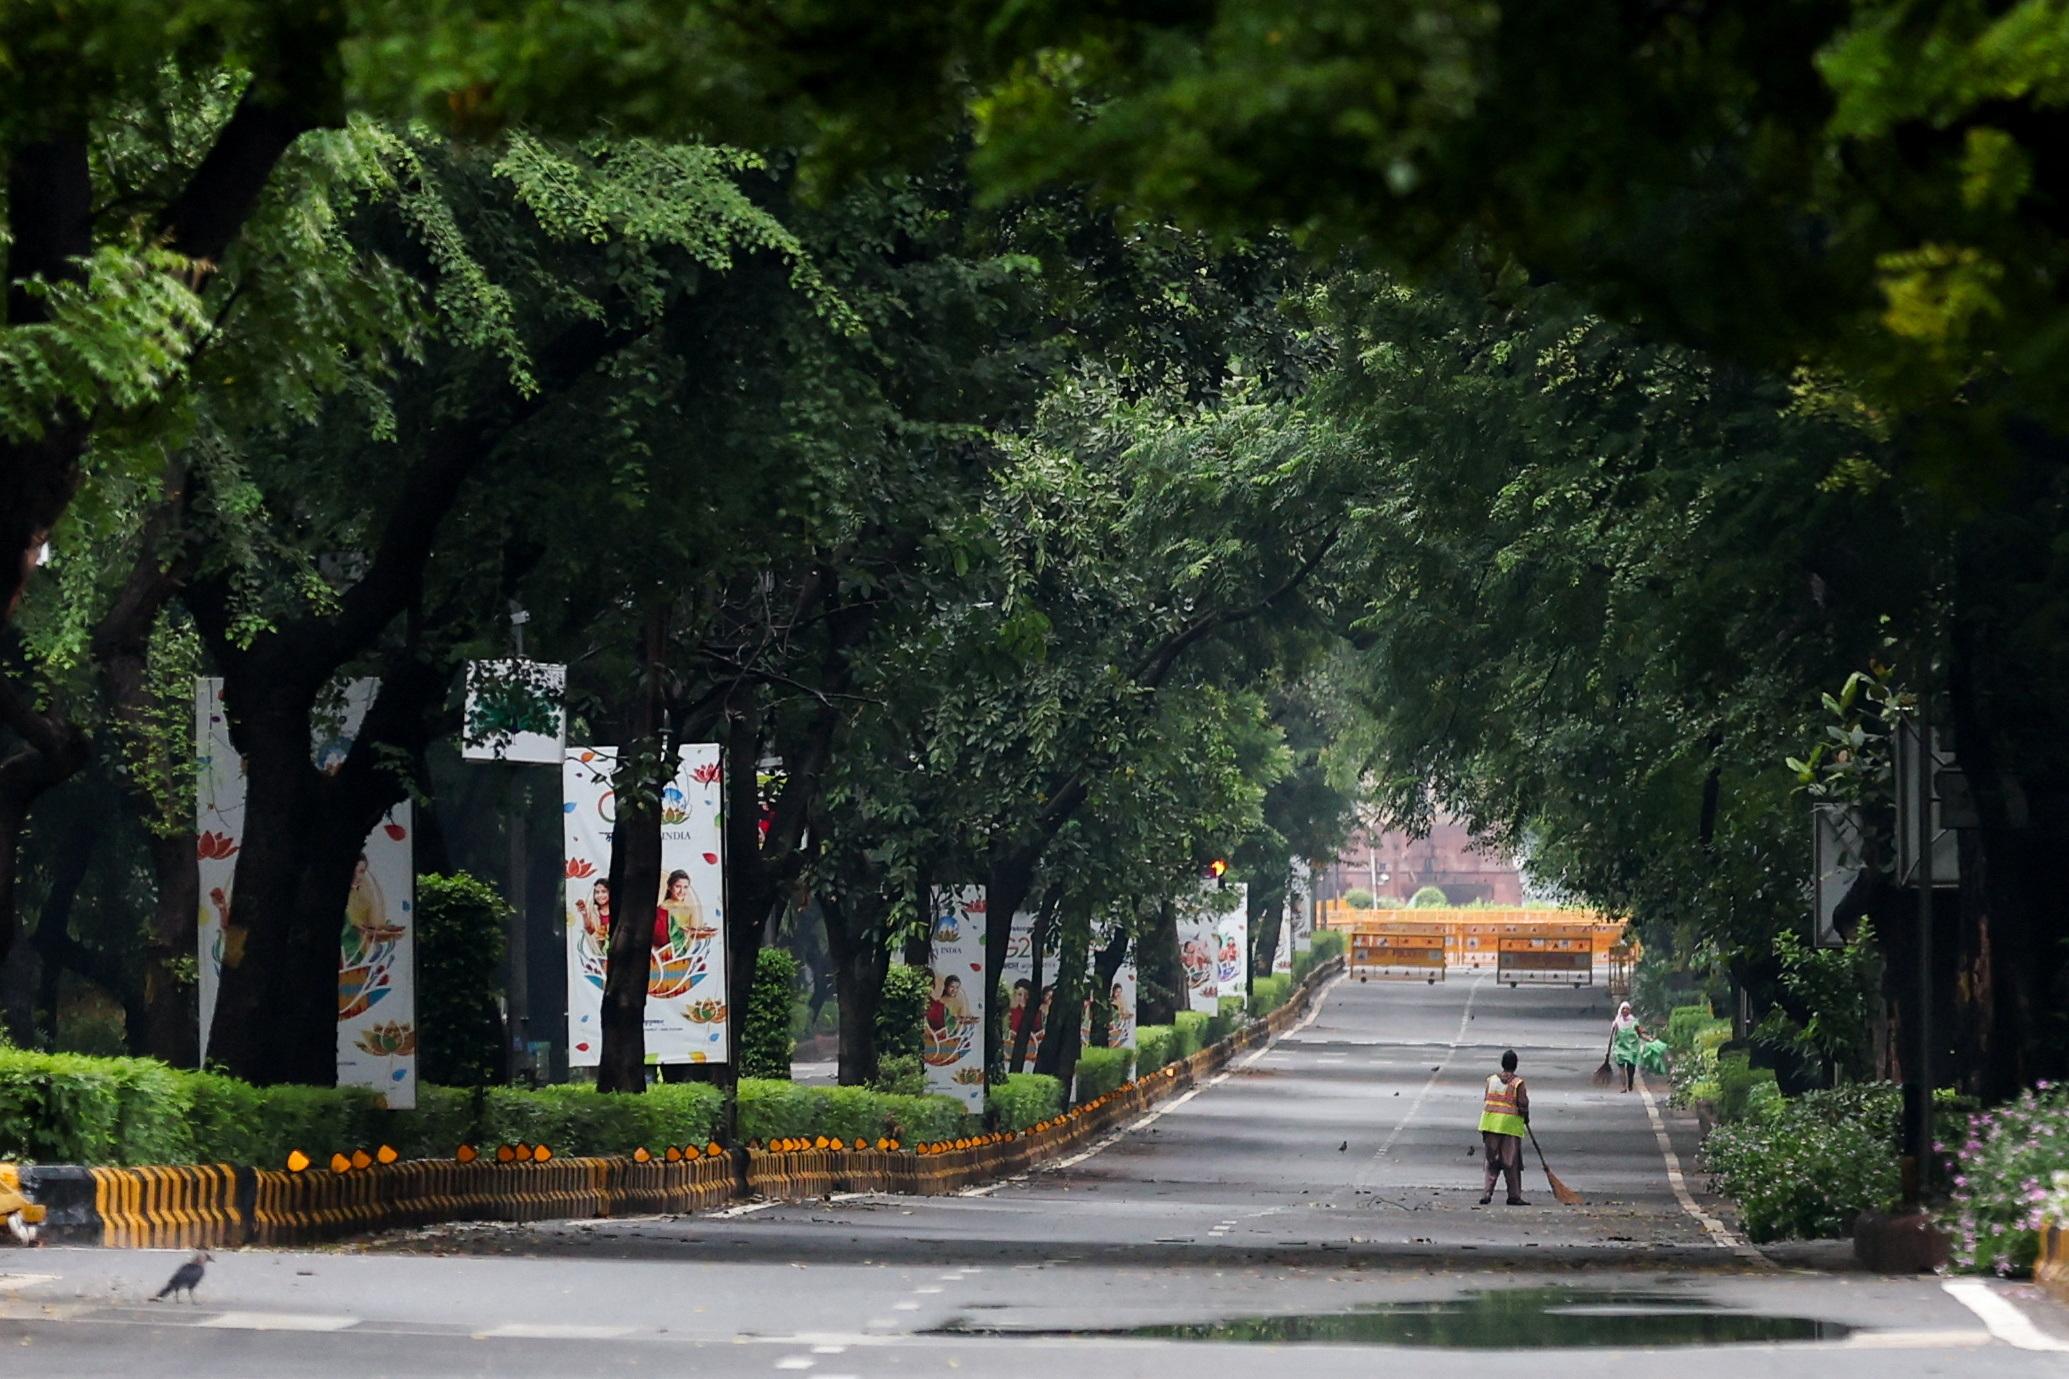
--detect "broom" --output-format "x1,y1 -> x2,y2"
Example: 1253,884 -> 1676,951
1526,1126 -> 1585,1205
1591,1056 -> 1615,1087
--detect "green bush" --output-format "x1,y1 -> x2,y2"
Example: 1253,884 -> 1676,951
0,1048 -> 724,1166
742,948 -> 801,1079
1715,1052 -> 1780,1124
878,1093 -> 968,1144
477,1082 -> 723,1154
1703,1084 -> 1902,1242
1941,1083 -> 2069,1276
1342,887 -> 1376,909
737,1077 -> 819,1141
1666,1003 -> 1716,1055
989,1073 -> 1063,1131
1294,929 -> 1346,981
1137,1025 -> 1175,1070
415,872 -> 508,1088
1074,1047 -> 1133,1102
874,966 -> 931,1060
872,1053 -> 925,1096
1251,974 -> 1292,1016
1172,1011 -> 1210,1058
1409,885 -> 1449,908
736,1077 -> 972,1145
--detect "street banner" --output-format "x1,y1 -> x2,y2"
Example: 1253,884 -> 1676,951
1273,915 -> 1294,975
194,678 -> 241,1068
462,659 -> 566,763
562,745 -> 730,1067
1002,909 -> 1059,1070
1214,882 -> 1250,1000
1178,886 -> 1222,1014
196,678 -> 418,1108
1289,857 -> 1314,953
924,886 -> 988,1108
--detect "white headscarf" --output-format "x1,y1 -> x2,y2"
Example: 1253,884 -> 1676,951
1612,1001 -> 1638,1032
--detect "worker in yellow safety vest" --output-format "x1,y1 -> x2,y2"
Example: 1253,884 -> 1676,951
1477,1048 -> 1530,1206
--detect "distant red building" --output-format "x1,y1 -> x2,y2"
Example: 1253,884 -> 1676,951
1321,811 -> 1523,906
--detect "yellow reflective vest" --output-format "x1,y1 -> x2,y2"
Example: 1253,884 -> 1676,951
1478,1073 -> 1526,1137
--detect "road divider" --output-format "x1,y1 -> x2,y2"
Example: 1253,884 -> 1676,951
3,957 -> 1342,1248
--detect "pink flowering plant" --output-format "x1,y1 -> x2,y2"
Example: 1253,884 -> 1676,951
1940,1082 -> 2069,1276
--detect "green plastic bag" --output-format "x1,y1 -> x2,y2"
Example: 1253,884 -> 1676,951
1639,1038 -> 1669,1074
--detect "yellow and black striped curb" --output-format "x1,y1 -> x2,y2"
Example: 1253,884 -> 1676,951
3,957 -> 1340,1248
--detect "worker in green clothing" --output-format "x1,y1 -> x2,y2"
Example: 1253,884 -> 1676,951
1478,1048 -> 1530,1206
1608,1001 -> 1647,1092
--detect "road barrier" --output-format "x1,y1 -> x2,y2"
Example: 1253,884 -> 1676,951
1495,927 -> 1597,987
5,957 -> 1343,1248
1322,907 -> 1626,971
1347,923 -> 1448,983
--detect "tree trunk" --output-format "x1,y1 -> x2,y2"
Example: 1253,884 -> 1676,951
983,850 -> 1038,1087
598,742 -> 664,1092
1138,899 -> 1182,1026
1086,924 -> 1128,1049
138,827 -> 199,1064
1033,923 -> 1089,1088
825,891 -> 891,1087
1249,867 -> 1287,990
1008,906 -> 1051,1074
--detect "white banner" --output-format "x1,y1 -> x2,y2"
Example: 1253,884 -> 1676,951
1002,910 -> 1058,1071
563,746 -> 730,1066
462,659 -> 566,763
1178,886 -> 1221,1014
1273,915 -> 1294,975
196,678 -> 418,1107
924,887 -> 988,1109
1214,882 -> 1249,1000
194,678 -> 241,1067
1290,857 -> 1314,953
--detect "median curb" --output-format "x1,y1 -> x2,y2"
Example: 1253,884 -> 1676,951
4,956 -> 1341,1248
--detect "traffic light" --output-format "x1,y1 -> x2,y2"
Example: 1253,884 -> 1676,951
1206,857 -> 1229,886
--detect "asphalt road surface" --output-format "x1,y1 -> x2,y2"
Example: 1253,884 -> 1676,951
5,971 -> 2066,1376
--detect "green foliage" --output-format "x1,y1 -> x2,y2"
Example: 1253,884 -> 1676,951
988,1073 -> 1064,1131
736,1077 -> 971,1145
1754,920 -> 1882,1082
1704,1085 -> 1903,1242
1250,974 -> 1292,1016
1136,1025 -> 1175,1070
0,1049 -> 725,1165
742,949 -> 800,1080
1073,1047 -> 1133,1102
1172,1011 -> 1211,1059
874,966 -> 931,1062
1408,885 -> 1449,908
1667,1004 -> 1718,1056
871,1054 -> 925,1097
1342,886 -> 1376,909
414,873 -> 508,1088
1715,1052 -> 1780,1124
1293,929 -> 1344,982
1941,1084 -> 2069,1276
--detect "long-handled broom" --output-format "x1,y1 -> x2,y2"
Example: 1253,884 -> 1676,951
1525,1126 -> 1585,1205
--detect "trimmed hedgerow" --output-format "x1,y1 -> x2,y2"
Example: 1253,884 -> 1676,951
734,1078 -> 973,1145
1073,1047 -> 1133,1102
988,1073 -> 1063,1131
1136,1025 -> 1176,1070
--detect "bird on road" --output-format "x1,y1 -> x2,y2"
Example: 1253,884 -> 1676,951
1338,1141 -> 1348,1152
153,1249 -> 211,1303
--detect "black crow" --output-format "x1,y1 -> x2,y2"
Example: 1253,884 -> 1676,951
153,1249 -> 211,1303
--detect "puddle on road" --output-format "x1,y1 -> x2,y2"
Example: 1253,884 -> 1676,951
934,1287 -> 1849,1348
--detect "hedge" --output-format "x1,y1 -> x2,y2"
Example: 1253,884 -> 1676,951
0,1049 -> 724,1166
734,1078 -> 973,1145
1137,1025 -> 1176,1070
988,1073 -> 1063,1131
1173,1010 -> 1211,1059
1250,974 -> 1293,1016
1074,1047 -> 1133,1102
1703,1083 -> 1902,1242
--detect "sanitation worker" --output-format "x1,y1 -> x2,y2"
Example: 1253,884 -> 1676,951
1478,1048 -> 1530,1206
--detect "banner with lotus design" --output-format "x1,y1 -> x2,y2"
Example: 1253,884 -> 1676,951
563,745 -> 730,1067
195,677 -> 418,1107
923,887 -> 987,1109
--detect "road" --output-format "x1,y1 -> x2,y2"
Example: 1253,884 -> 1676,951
4,972 -> 2066,1376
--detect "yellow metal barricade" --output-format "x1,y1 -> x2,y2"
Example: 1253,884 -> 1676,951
1347,924 -> 1448,983
1496,924 -> 1597,988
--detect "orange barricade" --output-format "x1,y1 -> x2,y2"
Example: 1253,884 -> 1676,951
1346,923 -> 1448,983
1496,925 -> 1597,988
